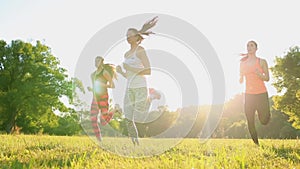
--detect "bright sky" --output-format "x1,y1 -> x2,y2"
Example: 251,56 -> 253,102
1,0 -> 300,111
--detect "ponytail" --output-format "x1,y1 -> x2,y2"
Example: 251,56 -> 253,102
103,64 -> 117,80
128,16 -> 158,44
139,16 -> 158,36
240,53 -> 248,62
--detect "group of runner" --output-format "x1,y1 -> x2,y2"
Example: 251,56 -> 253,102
89,16 -> 271,146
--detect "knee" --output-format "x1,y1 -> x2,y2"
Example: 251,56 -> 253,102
260,113 -> 270,125
261,117 -> 270,125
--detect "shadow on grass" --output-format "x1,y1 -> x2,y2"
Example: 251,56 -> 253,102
264,144 -> 300,163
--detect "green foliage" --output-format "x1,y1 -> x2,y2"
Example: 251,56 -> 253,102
214,94 -> 300,139
0,39 -> 76,134
137,107 -> 179,137
49,113 -> 82,136
271,46 -> 300,128
256,104 -> 300,139
225,120 -> 248,138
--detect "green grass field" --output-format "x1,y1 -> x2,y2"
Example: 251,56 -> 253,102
0,135 -> 299,169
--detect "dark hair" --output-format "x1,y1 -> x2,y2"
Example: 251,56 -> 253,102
240,40 -> 258,62
248,40 -> 258,48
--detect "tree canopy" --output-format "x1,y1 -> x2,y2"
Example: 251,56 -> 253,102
271,46 -> 300,129
0,39 -> 76,134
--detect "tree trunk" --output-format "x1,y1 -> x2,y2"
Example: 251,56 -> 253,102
6,110 -> 17,134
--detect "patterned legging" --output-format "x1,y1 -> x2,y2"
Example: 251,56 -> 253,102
90,93 -> 113,140
124,87 -> 150,138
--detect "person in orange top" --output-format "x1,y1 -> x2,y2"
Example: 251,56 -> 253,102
240,40 -> 271,145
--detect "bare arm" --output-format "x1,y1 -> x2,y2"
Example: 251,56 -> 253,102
116,65 -> 127,78
87,72 -> 95,91
239,62 -> 244,84
103,70 -> 115,88
256,59 -> 270,81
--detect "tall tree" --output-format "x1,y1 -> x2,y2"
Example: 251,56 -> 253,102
0,39 -> 73,133
271,46 -> 300,129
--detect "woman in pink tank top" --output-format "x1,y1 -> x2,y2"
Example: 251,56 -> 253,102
239,40 -> 271,145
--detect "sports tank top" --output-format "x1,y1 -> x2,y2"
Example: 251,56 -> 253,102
124,48 -> 147,88
240,57 -> 267,94
92,69 -> 108,94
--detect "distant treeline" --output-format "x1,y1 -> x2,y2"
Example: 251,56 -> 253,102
1,39 -> 299,139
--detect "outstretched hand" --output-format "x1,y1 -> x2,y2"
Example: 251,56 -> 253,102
116,65 -> 123,73
116,65 -> 128,78
255,68 -> 264,80
122,63 -> 132,71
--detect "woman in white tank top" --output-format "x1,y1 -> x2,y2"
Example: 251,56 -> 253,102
123,46 -> 147,89
116,16 -> 158,145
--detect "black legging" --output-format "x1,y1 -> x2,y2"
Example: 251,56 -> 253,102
245,92 -> 271,145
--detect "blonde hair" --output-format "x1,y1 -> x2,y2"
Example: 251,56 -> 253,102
95,56 -> 117,80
